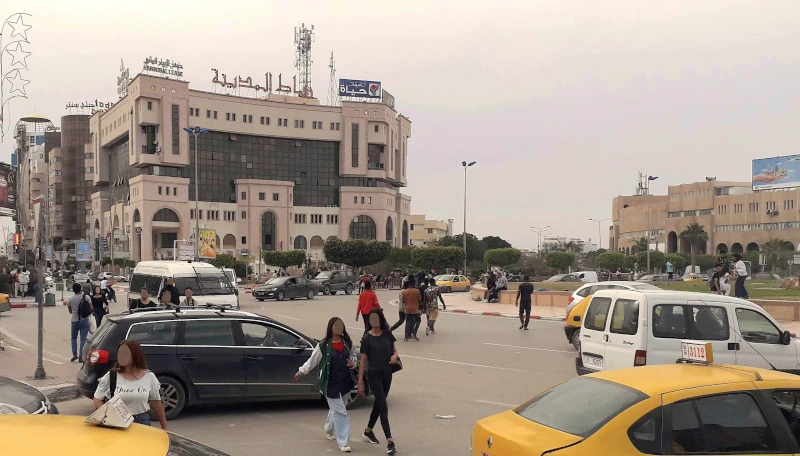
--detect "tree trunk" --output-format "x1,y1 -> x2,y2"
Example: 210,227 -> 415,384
690,244 -> 696,274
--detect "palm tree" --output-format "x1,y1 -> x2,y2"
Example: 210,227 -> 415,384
680,223 -> 709,273
634,237 -> 648,254
761,238 -> 794,273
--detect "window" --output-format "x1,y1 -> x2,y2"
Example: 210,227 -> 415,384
241,236 -> 247,244
232,113 -> 236,121
353,196 -> 358,204
171,104 -> 180,154
258,192 -> 266,201
165,187 -> 170,196
272,193 -> 279,201
772,390 -> 800,446
610,299 -> 639,335
127,321 -> 180,345
652,305 -> 729,340
207,110 -> 211,118
517,377 -> 646,438
310,214 -> 322,224
241,191 -> 246,200
158,186 -> 162,195
351,123 -> 360,167
173,187 -> 177,196
240,322 -> 301,348
583,297 -> 611,331
213,111 -> 218,119
294,213 -> 307,224
243,114 -> 247,123
367,197 -> 372,204
147,101 -> 152,110
736,308 -> 782,344
182,320 -> 236,346
374,125 -> 379,133
260,116 -> 265,125
226,113 -> 231,121
668,393 -> 778,454
241,211 -> 247,220
627,408 -> 661,455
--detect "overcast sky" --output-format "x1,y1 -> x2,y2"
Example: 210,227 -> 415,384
3,0 -> 800,249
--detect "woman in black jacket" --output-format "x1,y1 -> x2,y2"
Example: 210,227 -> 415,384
90,285 -> 108,327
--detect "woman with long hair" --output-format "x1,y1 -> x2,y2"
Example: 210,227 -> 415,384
295,317 -> 357,452
356,280 -> 382,333
358,308 -> 399,454
90,284 -> 108,328
92,339 -> 168,429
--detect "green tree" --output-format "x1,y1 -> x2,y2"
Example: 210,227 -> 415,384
481,236 -> 512,250
597,252 -> 626,272
635,250 -> 666,273
694,254 -> 717,274
665,254 -> 686,273
633,237 -> 648,254
411,246 -> 465,271
484,248 -> 522,268
211,253 -> 237,269
322,237 -> 391,269
680,223 -> 709,273
581,249 -> 608,270
546,251 -> 575,272
762,238 -> 794,273
385,246 -> 415,269
437,233 -> 486,263
263,250 -> 307,270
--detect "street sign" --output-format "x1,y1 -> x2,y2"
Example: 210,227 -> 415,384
240,249 -> 249,256
794,254 -> 800,265
178,243 -> 194,261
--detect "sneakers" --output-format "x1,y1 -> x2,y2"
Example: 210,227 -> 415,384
340,446 -> 352,452
70,356 -> 79,363
387,441 -> 397,454
523,327 -> 529,331
325,428 -> 336,440
519,324 -> 524,329
425,327 -> 430,336
363,430 -> 379,444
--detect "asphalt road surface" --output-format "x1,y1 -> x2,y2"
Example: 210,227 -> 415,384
2,288 -> 578,455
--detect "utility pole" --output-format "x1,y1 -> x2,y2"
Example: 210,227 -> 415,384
34,158 -> 50,380
461,161 -> 476,273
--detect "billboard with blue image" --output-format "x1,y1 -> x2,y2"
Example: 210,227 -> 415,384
339,79 -> 382,99
753,154 -> 800,190
76,241 -> 91,262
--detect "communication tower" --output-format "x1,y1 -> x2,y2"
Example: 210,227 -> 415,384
294,23 -> 315,98
327,51 -> 340,106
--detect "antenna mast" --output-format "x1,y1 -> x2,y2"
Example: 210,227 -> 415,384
635,171 -> 650,196
294,23 -> 315,98
327,51 -> 340,106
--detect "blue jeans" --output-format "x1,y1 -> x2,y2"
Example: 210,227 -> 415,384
133,412 -> 151,426
325,394 -> 350,448
71,318 -> 90,358
735,275 -> 749,298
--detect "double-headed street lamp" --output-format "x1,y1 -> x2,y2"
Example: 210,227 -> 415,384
530,226 -> 550,256
589,217 -> 609,250
183,126 -> 209,261
462,160 -> 476,273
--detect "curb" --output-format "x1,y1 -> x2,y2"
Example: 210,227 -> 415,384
39,383 -> 80,403
447,308 -> 566,321
11,301 -> 68,308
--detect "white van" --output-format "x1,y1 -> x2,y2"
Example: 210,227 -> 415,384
128,261 -> 239,309
576,289 -> 799,375
573,271 -> 599,283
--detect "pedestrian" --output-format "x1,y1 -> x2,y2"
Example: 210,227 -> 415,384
719,265 -> 731,296
159,277 -> 181,306
483,272 -> 496,302
401,277 -> 421,342
492,272 -> 509,302
100,276 -> 109,300
67,282 -> 92,363
424,279 -> 446,335
732,253 -> 749,299
666,260 -> 674,280
8,270 -> 16,298
92,339 -> 168,429
356,280 -> 381,333
82,278 -> 92,297
295,317 -> 357,452
515,276 -> 535,330
159,290 -> 174,308
18,267 -> 29,297
358,308 -> 399,454
358,272 -> 370,294
181,287 -> 197,306
416,270 -> 425,287
130,287 -> 157,310
90,285 -> 108,328
389,281 -> 409,332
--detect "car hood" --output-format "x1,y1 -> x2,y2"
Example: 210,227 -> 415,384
0,377 -> 47,412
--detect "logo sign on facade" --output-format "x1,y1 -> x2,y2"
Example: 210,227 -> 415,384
339,79 -> 382,99
76,241 -> 91,262
198,229 -> 217,259
382,89 -> 395,109
240,249 -> 249,256
65,100 -> 115,114
142,56 -> 184,79
117,59 -> 130,98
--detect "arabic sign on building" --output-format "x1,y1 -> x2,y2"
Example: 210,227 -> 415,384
76,241 -> 91,262
339,79 -> 381,99
118,59 -> 130,98
199,229 -> 217,259
752,154 -> 800,191
65,100 -> 115,114
142,56 -> 184,79
0,162 -> 16,212
382,89 -> 395,109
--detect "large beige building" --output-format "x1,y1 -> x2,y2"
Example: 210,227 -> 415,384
611,179 -> 800,255
87,73 -> 413,262
407,215 -> 453,246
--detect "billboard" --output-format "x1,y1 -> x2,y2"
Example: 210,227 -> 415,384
753,154 -> 800,190
339,79 -> 382,99
382,89 -> 395,109
76,241 -> 91,262
0,163 -> 17,212
198,229 -> 217,259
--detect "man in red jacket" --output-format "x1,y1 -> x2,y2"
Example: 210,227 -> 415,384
356,280 -> 381,333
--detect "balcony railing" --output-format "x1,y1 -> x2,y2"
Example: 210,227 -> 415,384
368,162 -> 385,170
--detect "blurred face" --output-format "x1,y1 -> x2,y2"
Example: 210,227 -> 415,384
140,288 -> 149,299
161,292 -> 171,303
369,313 -> 380,329
167,278 -> 174,286
185,289 -> 193,299
117,344 -> 132,367
332,319 -> 344,336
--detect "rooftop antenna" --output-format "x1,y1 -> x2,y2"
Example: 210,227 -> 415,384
636,171 -> 658,196
294,23 -> 314,98
327,51 -> 340,106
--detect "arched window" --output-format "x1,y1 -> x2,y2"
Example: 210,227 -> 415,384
402,220 -> 409,247
349,216 -> 377,240
261,212 -> 277,251
152,208 -> 179,222
310,236 -> 324,250
223,234 -> 236,250
386,217 -> 393,242
294,235 -> 308,250
133,209 -> 141,223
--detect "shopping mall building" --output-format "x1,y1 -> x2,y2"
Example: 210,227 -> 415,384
611,179 -> 800,255
87,74 -> 412,262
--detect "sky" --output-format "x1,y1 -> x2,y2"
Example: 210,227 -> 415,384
3,0 -> 800,250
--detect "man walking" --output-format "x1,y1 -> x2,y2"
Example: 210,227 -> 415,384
666,260 -> 674,280
18,267 -> 30,297
67,283 -> 91,363
732,253 -> 749,299
515,276 -> 535,330
402,277 -> 422,341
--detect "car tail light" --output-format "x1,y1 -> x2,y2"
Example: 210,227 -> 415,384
88,349 -> 109,365
634,350 -> 647,366
569,296 -> 574,303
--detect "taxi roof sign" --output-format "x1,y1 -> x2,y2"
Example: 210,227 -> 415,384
84,396 -> 133,429
680,341 -> 714,364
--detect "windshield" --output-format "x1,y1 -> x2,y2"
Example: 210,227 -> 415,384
223,270 -> 236,283
516,377 -> 646,438
438,275 -> 454,281
130,274 -> 162,296
197,273 -> 234,295
315,272 -> 332,279
549,275 -> 565,281
266,278 -> 289,286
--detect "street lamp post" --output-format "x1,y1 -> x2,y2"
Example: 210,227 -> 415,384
461,161 -> 476,274
645,175 -> 658,275
530,226 -> 550,257
183,126 -> 209,261
589,217 -> 609,250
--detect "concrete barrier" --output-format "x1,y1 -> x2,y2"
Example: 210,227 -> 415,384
471,285 -> 571,307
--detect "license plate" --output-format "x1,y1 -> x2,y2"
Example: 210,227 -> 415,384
583,355 -> 603,369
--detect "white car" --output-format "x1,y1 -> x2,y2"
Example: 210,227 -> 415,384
98,272 -> 113,280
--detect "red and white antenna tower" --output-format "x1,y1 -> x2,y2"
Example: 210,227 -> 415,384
294,23 -> 314,98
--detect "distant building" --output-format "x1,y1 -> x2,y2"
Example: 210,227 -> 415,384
407,215 -> 453,246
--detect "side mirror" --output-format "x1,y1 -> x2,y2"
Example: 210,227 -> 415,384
782,330 -> 792,345
296,340 -> 309,350
236,278 -> 242,284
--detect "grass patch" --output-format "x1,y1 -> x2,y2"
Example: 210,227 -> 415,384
653,280 -> 800,301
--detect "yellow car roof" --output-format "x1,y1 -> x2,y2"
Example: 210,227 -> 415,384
587,363 -> 800,396
1,415 -> 169,456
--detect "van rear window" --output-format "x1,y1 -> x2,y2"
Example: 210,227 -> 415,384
129,274 -> 162,296
517,377 -> 646,437
584,297 -> 612,331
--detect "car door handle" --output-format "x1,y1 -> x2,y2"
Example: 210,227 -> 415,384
246,355 -> 262,361
604,335 -> 609,342
179,355 -> 197,361
728,343 -> 740,351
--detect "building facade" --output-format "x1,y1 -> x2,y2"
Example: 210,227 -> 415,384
612,179 -> 800,255
407,215 -> 453,246
87,74 -> 413,262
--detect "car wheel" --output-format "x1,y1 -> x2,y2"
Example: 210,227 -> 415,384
277,290 -> 285,301
446,286 -> 452,293
465,286 -> 470,291
256,298 -> 265,302
158,376 -> 186,420
330,290 -> 337,295
323,285 -> 331,295
345,284 -> 354,295
571,329 -> 581,350
343,389 -> 363,410
307,290 -> 315,299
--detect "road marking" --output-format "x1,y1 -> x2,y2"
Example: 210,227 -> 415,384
0,329 -> 73,362
401,355 -> 524,372
273,314 -> 301,321
484,343 -> 573,354
4,345 -> 22,351
44,357 -> 65,365
475,399 -> 516,407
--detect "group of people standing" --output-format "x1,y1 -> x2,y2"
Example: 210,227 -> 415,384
710,252 -> 750,298
482,271 -> 509,303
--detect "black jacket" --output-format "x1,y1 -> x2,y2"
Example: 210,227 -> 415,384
159,284 -> 181,305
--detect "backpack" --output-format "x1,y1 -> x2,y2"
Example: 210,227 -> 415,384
78,295 -> 92,319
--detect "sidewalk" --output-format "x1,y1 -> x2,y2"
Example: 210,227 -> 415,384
428,292 -> 566,321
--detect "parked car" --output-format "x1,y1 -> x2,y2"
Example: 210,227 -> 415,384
98,272 -> 113,280
636,273 -> 670,282
111,275 -> 128,282
0,293 -> 10,313
77,308 -> 364,420
70,273 -> 90,284
544,274 -> 581,283
433,274 -> 471,292
253,277 -> 317,301
0,376 -> 58,414
311,269 -> 357,295
572,271 -> 599,283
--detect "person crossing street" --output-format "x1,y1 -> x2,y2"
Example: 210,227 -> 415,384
515,276 -> 535,330
424,279 -> 446,335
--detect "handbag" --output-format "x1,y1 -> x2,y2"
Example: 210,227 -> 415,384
391,356 -> 403,373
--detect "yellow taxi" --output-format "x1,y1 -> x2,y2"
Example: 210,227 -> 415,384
434,274 -> 471,293
1,415 -> 229,456
0,292 -> 9,313
472,343 -> 800,455
563,294 -> 593,349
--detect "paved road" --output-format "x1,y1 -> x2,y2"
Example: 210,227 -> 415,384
1,288 -> 578,455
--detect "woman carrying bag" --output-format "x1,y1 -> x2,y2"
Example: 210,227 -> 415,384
295,317 -> 358,452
